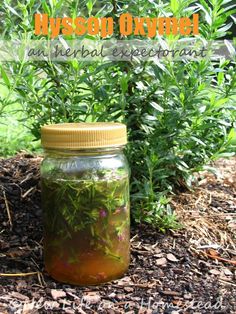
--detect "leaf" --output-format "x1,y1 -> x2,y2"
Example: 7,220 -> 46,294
223,4 -> 236,12
231,15 -> 236,23
136,81 -> 146,90
0,65 -> 11,89
95,3 -> 114,17
170,0 -> 179,14
217,72 -> 224,85
58,36 -> 70,50
197,3 -> 212,25
190,136 -> 206,146
216,23 -> 234,37
4,3 -> 22,18
86,0 -> 94,15
152,59 -> 170,75
120,75 -> 128,94
227,128 -> 236,145
49,0 -> 55,10
42,0 -> 51,14
222,0 -> 235,4
215,152 -> 235,158
214,98 -> 229,108
224,40 -> 236,57
150,101 -> 164,113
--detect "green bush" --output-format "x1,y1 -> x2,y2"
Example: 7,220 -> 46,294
0,0 -> 235,230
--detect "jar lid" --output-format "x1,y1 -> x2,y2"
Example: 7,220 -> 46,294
41,122 -> 127,149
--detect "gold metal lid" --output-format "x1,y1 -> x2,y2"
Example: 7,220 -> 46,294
41,122 -> 127,149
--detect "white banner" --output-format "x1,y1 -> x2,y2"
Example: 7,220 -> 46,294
0,38 -> 235,62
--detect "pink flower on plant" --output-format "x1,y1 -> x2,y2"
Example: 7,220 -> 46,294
99,209 -> 107,218
118,233 -> 125,241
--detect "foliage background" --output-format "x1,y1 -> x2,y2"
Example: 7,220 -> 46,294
0,0 -> 235,229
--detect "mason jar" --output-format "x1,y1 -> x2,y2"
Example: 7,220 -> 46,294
40,123 -> 130,285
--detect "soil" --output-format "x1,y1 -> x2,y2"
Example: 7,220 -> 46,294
0,154 -> 235,314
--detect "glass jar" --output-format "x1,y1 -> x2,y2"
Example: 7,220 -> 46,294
40,123 -> 130,285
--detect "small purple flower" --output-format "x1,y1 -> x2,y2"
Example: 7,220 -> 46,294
99,209 -> 107,218
118,233 -> 125,241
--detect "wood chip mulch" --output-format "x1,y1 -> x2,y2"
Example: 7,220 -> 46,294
0,154 -> 235,314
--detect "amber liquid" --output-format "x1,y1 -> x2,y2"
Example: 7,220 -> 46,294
42,177 -> 130,285
44,228 -> 130,285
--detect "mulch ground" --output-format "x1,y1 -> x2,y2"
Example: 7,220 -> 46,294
0,154 -> 235,314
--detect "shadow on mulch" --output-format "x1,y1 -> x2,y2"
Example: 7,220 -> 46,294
0,154 -> 235,314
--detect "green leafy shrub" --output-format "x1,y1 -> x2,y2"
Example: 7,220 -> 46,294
0,0 -> 235,230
